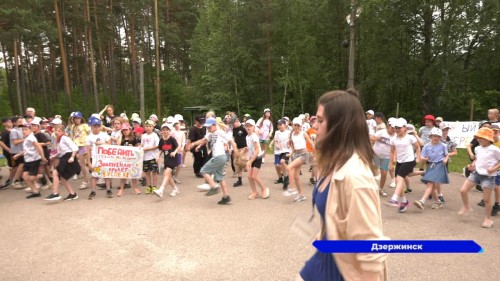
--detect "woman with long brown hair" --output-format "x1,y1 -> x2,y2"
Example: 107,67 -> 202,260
299,89 -> 387,281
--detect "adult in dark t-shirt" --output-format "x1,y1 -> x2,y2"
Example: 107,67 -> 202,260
232,118 -> 247,149
187,116 -> 208,177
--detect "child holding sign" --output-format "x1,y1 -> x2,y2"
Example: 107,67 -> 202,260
86,117 -> 112,199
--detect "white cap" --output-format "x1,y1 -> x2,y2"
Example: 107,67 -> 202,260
91,113 -> 101,119
298,114 -> 305,120
440,123 -> 451,130
430,127 -> 442,137
120,113 -> 129,120
131,113 -> 140,120
132,117 -> 142,124
292,117 -> 303,125
366,110 -> 374,115
149,114 -> 158,121
394,118 -> 407,127
388,117 -> 397,126
174,114 -> 184,121
51,118 -> 62,125
166,116 -> 175,124
406,124 -> 415,132
245,119 -> 256,126
263,108 -> 271,113
161,123 -> 173,131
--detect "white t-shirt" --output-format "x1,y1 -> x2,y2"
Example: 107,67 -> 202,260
474,145 -> 500,176
205,129 -> 229,157
366,119 -> 376,136
257,118 -> 273,140
418,126 -> 433,145
23,133 -> 41,162
274,129 -> 291,154
56,135 -> 78,158
246,133 -> 262,158
390,134 -> 417,163
86,132 -> 111,159
110,130 -> 123,145
141,132 -> 160,160
173,130 -> 186,152
291,131 -> 307,150
373,129 -> 394,159
301,122 -> 310,132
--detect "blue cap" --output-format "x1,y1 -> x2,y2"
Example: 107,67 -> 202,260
73,111 -> 83,118
204,117 -> 217,127
88,117 -> 102,126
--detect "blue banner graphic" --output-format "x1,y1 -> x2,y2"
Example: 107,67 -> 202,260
313,240 -> 483,254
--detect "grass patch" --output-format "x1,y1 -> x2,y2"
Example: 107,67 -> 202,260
448,148 -> 470,173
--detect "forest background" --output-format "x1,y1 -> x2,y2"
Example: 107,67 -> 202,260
0,0 -> 499,124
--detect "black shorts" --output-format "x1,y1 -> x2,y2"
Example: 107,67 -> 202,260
4,154 -> 13,168
279,153 -> 289,164
251,157 -> 263,169
24,160 -> 41,176
11,155 -> 24,167
143,159 -> 159,173
395,161 -> 416,178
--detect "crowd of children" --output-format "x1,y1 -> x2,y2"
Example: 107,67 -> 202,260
1,106 -> 499,227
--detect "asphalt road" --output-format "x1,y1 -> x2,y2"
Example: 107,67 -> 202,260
0,155 -> 498,281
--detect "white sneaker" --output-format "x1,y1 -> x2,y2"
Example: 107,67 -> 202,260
389,181 -> 396,188
153,189 -> 164,198
282,189 -> 298,197
294,194 -> 306,202
24,187 -> 33,193
174,177 -> 181,184
170,188 -> 179,197
72,174 -> 78,180
79,181 -> 88,190
197,183 -> 210,191
12,181 -> 23,189
262,158 -> 265,164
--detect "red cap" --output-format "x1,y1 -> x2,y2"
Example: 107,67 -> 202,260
133,126 -> 145,133
424,115 -> 435,121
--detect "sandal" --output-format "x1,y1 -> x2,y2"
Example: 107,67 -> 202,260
117,190 -> 125,197
261,188 -> 270,199
481,221 -> 493,228
248,193 -> 259,200
132,189 -> 142,195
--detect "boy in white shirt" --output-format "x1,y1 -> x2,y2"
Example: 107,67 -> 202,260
86,117 -> 112,199
13,122 -> 48,198
269,119 -> 291,190
190,117 -> 238,205
142,120 -> 160,194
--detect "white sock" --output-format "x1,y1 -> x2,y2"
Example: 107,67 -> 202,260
399,197 -> 407,203
391,194 -> 398,201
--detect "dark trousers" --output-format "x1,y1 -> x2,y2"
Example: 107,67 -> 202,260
192,147 -> 208,174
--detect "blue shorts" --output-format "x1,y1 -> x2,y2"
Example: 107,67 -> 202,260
467,172 -> 495,189
200,155 -> 226,181
374,156 -> 389,171
274,153 -> 290,165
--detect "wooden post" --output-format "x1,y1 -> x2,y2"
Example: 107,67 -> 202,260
347,0 -> 356,89
469,98 -> 474,121
396,102 -> 399,118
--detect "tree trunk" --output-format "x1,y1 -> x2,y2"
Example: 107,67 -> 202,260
130,13 -> 138,98
13,38 -> 23,114
38,44 -> 49,114
421,1 -> 433,114
54,0 -> 72,109
94,0 -> 107,95
263,0 -> 273,105
86,0 -> 99,111
154,0 -> 162,116
2,44 -> 17,114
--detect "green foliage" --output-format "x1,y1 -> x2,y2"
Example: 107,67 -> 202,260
0,0 -> 499,121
